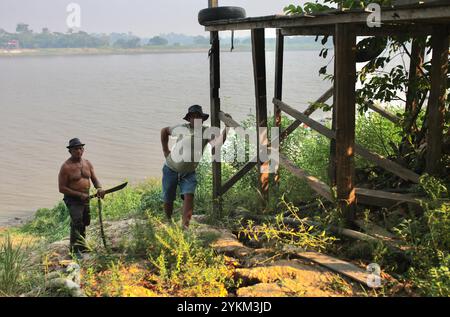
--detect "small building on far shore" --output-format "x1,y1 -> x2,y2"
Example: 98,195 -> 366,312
5,40 -> 20,50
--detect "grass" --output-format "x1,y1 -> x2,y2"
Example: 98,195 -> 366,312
1,110 -> 448,297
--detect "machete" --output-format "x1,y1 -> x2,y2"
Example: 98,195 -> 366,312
90,182 -> 128,250
89,182 -> 128,199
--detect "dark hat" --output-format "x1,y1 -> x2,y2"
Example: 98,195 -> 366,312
66,138 -> 85,149
183,105 -> 209,122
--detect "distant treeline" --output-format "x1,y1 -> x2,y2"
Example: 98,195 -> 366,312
0,23 -> 325,49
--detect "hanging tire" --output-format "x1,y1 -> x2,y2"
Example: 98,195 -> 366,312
356,37 -> 387,63
198,6 -> 246,25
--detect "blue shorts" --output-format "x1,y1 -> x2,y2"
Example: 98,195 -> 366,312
162,164 -> 197,203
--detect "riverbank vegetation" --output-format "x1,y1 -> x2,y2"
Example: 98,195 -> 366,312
1,110 -> 448,297
0,24 -> 324,57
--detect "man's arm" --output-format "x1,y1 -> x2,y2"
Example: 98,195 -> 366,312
88,160 -> 105,198
161,127 -> 171,158
58,165 -> 89,200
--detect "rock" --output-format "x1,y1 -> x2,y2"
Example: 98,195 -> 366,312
191,214 -> 208,224
241,248 -> 276,268
66,262 -> 81,285
47,278 -> 85,297
194,225 -> 253,258
235,260 -> 342,297
236,283 -> 293,297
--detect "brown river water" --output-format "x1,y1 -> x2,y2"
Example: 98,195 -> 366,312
0,49 -> 331,226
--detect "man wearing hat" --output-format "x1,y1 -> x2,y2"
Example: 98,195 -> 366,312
161,105 -> 229,228
58,138 -> 105,254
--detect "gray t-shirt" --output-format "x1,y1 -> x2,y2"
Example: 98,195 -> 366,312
165,123 -> 210,173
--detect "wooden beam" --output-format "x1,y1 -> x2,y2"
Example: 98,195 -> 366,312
274,29 -> 284,186
204,5 -> 450,32
279,154 -> 334,202
356,188 -> 420,207
274,99 -> 421,183
220,162 -> 258,196
282,24 -> 434,37
218,111 -> 240,128
292,250 -> 372,286
208,0 -> 218,7
216,86 -> 334,197
209,9 -> 222,216
335,23 -> 357,224
426,27 -> 449,175
252,28 -> 269,208
367,102 -> 401,124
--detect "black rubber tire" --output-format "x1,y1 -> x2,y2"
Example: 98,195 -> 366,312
198,7 -> 246,25
356,37 -> 387,63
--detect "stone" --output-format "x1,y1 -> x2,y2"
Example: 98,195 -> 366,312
194,225 -> 253,258
236,283 -> 294,297
235,259 -> 344,297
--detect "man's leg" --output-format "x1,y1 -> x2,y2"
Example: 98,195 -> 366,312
162,165 -> 178,221
164,201 -> 174,220
179,171 -> 197,229
80,204 -> 91,252
182,194 -> 194,229
67,204 -> 85,254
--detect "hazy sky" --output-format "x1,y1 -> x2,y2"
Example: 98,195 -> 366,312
0,0 -> 308,37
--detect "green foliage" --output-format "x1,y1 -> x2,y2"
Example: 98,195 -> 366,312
284,1 -> 392,15
142,219 -> 234,296
239,197 -> 337,252
392,176 -> 450,296
92,186 -> 143,220
0,234 -> 43,296
19,202 -> 70,242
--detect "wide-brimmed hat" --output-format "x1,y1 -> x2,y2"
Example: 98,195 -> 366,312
66,138 -> 85,149
183,105 -> 209,122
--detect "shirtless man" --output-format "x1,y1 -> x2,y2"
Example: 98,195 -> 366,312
58,138 -> 105,254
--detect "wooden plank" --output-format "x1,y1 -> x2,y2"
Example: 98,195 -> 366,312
303,87 -> 334,117
282,24 -> 434,37
208,0 -> 218,7
293,250 -> 371,286
354,144 -> 420,183
367,102 -> 401,125
335,23 -> 357,224
274,99 -> 421,184
204,5 -> 450,32
356,188 -> 420,207
220,161 -> 258,196
218,111 -> 240,128
354,220 -> 412,251
354,220 -> 398,241
279,87 -> 333,141
209,26 -> 222,216
426,27 -> 449,175
279,154 -> 334,202
274,99 -> 335,139
217,85 -> 333,197
274,29 -> 284,185
252,28 -> 269,206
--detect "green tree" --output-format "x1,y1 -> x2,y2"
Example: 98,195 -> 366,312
16,23 -> 31,33
148,36 -> 168,46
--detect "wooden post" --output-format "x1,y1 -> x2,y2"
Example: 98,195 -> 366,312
274,29 -> 284,186
209,0 -> 222,216
329,39 -> 337,188
334,24 -> 357,225
252,28 -> 269,209
426,28 -> 449,176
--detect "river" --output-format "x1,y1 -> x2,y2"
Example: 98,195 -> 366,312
0,49 -> 331,225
